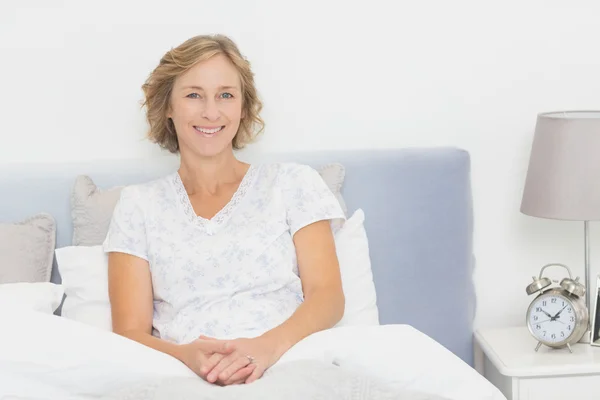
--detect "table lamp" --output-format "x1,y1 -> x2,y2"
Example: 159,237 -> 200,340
521,110 -> 600,344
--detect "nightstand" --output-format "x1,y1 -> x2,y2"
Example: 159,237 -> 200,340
474,326 -> 600,400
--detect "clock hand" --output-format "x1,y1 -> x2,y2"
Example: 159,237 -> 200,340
553,305 -> 568,319
541,310 -> 553,318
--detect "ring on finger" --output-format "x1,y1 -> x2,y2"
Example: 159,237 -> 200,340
245,355 -> 255,363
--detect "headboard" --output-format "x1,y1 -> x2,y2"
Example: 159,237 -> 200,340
0,147 -> 476,366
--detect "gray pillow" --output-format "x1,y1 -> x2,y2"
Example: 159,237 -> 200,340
70,164 -> 347,246
0,213 -> 56,283
318,163 -> 348,218
71,176 -> 124,246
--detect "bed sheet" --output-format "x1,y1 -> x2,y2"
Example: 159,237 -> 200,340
0,310 -> 505,400
277,324 -> 506,400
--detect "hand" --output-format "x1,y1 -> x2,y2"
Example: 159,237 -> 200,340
179,337 -> 249,384
203,335 -> 282,385
553,305 -> 568,319
195,335 -> 257,386
536,318 -> 564,325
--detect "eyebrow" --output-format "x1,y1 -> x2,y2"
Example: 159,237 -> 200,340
182,85 -> 240,91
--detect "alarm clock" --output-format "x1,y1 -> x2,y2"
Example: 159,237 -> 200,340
525,263 -> 588,353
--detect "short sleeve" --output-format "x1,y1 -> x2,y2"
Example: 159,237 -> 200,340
281,164 -> 346,236
102,186 -> 149,261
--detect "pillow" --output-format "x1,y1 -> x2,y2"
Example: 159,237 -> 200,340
317,163 -> 348,216
0,213 -> 56,284
55,245 -> 112,331
70,164 -> 348,246
0,282 -> 64,314
71,176 -> 124,246
55,208 -> 378,331
333,208 -> 379,327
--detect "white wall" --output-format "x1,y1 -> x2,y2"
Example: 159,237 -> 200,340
2,0 -> 600,330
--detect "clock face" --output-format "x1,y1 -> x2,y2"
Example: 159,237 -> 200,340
527,294 -> 577,344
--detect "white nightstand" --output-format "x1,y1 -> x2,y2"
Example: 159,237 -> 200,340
474,326 -> 600,400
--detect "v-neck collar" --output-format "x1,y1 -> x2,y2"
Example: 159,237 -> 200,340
171,164 -> 259,233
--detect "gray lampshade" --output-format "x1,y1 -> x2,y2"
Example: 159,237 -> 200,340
521,110 -> 600,221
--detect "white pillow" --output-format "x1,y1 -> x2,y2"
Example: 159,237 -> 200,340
55,208 -> 378,331
55,245 -> 111,331
334,208 -> 379,327
0,282 -> 64,314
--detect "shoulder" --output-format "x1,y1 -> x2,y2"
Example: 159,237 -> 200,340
258,162 -> 322,185
277,162 -> 317,174
254,162 -> 340,197
116,173 -> 176,205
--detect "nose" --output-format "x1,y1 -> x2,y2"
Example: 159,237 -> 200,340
201,97 -> 220,121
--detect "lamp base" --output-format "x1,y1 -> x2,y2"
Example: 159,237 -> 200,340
582,221 -> 593,346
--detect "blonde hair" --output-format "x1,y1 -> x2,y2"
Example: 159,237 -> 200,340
141,34 -> 264,152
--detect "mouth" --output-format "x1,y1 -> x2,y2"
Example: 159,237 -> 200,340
194,125 -> 225,137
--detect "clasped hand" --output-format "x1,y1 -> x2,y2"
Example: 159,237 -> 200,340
182,334 -> 280,386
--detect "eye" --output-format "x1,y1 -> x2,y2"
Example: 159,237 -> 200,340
187,93 -> 201,99
220,92 -> 234,99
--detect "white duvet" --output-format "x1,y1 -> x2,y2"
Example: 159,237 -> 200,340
0,310 -> 506,400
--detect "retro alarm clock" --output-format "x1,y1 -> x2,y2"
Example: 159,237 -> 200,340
525,263 -> 588,352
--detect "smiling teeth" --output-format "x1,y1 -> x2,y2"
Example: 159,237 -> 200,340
195,126 -> 223,134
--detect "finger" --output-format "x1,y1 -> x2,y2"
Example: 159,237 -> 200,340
225,364 -> 256,386
200,353 -> 224,378
245,365 -> 265,384
218,354 -> 252,382
206,353 -> 239,383
220,366 -> 255,386
192,352 -> 210,376
198,334 -> 215,340
198,339 -> 234,355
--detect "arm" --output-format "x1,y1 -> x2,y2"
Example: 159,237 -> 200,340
204,164 -> 346,385
204,219 -> 346,385
104,186 -> 240,382
107,252 -> 233,376
260,219 -> 345,356
107,252 -> 182,359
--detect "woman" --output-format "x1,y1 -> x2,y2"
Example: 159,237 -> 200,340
103,34 -> 346,387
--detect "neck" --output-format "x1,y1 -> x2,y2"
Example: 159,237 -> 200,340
177,149 -> 248,195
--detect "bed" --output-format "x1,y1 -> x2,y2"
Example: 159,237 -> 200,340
0,147 -> 506,400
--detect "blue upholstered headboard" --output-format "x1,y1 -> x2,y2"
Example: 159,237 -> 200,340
0,147 -> 476,365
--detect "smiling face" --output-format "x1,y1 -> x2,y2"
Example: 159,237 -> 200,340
168,54 -> 244,159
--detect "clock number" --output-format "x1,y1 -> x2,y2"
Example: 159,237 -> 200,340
534,315 -> 538,321
561,332 -> 564,337
570,316 -> 575,322
568,325 -> 571,330
551,333 -> 556,339
543,331 -> 546,336
536,324 -> 541,329
551,298 -> 557,303
543,301 -> 547,306
568,307 -> 572,313
562,301 -> 565,307
536,307 -> 542,312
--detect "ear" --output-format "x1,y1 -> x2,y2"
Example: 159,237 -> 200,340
166,98 -> 173,119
